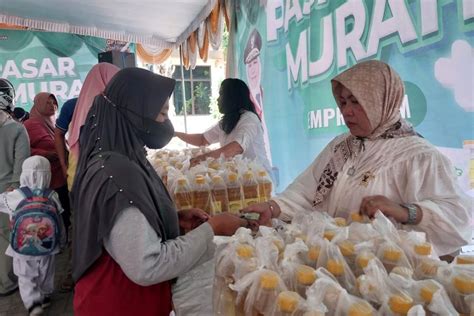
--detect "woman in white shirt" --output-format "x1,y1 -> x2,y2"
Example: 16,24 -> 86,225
174,78 -> 272,176
243,60 -> 471,256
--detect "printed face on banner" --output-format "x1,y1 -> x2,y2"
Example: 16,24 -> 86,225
246,57 -> 261,91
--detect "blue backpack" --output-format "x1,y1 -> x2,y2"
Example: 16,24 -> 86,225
10,187 -> 61,256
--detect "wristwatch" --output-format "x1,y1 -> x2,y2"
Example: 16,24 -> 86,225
401,203 -> 417,225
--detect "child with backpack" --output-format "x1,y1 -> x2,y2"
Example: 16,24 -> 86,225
0,156 -> 66,315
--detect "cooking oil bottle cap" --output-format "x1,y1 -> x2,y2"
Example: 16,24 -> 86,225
414,242 -> 432,256
296,264 -> 316,285
323,230 -> 336,241
327,259 -> 344,276
453,274 -> 474,294
228,172 -> 238,182
258,170 -> 267,177
334,217 -> 347,227
308,246 -> 320,262
277,291 -> 300,313
419,280 -> 440,304
350,212 -> 364,222
419,260 -> 438,277
338,240 -> 355,257
177,178 -> 188,186
383,246 -> 402,262
259,271 -> 279,289
357,253 -> 375,269
388,294 -> 413,314
456,255 -> 474,265
236,244 -> 254,259
212,175 -> 223,184
195,176 -> 205,184
348,301 -> 374,316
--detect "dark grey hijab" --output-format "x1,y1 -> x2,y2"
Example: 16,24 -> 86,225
71,68 -> 179,281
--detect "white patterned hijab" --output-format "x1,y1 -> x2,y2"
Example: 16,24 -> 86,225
313,60 -> 417,206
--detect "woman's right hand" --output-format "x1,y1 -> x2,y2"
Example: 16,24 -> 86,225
207,213 -> 248,236
240,201 -> 277,226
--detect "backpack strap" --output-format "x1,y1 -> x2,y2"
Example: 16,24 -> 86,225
39,189 -> 54,199
19,187 -> 33,199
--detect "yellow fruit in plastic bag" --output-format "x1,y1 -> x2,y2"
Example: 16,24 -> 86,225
296,265 -> 316,286
348,301 -> 374,316
260,271 -> 279,290
414,242 -> 432,256
334,217 -> 347,227
236,244 -> 254,259
308,246 -> 320,262
388,295 -> 413,314
327,259 -> 344,276
420,281 -> 440,303
357,253 -> 375,269
453,275 -> 474,294
277,291 -> 300,313
456,255 -> 474,265
383,247 -> 402,262
338,240 -> 355,257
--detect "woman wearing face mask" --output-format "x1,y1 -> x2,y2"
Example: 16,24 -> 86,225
174,78 -> 273,177
242,60 -> 471,257
71,68 -> 246,315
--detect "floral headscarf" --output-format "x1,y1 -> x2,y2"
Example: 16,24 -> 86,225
313,60 -> 417,206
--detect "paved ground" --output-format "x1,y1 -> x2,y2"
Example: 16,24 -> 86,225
0,247 -> 74,316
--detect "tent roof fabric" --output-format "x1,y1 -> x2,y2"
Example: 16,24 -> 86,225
0,0 -> 216,49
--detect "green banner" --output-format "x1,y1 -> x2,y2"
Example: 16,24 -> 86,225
232,0 -> 474,193
0,29 -> 107,111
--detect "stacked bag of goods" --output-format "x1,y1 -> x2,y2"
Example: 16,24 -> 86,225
147,148 -> 273,215
213,210 -> 473,315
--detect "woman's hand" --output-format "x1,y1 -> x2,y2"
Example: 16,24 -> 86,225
241,200 -> 279,226
190,155 -> 205,167
178,208 -> 210,233
207,213 -> 248,236
360,195 -> 413,224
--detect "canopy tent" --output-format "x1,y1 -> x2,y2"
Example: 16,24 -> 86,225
0,0 -> 230,67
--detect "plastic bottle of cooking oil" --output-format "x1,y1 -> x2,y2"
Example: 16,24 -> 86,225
242,170 -> 260,207
173,177 -> 193,210
257,170 -> 272,202
211,175 -> 228,214
192,175 -> 212,214
227,172 -> 243,214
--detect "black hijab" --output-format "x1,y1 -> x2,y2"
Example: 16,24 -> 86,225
71,68 -> 179,281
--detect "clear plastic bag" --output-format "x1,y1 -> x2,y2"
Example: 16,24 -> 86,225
435,264 -> 474,314
333,290 -> 377,316
231,269 -> 287,316
376,240 -> 412,273
271,291 -> 305,316
316,239 -> 357,294
357,257 -> 389,307
306,277 -> 344,315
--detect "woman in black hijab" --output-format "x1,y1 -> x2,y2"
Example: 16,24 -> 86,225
71,68 -> 245,315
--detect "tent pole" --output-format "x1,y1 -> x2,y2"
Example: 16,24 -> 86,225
179,45 -> 188,135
